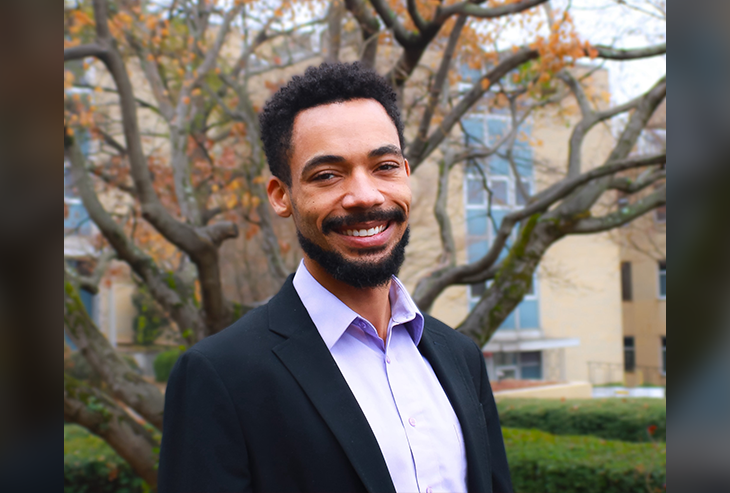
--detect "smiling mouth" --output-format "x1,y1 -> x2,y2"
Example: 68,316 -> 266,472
341,223 -> 388,238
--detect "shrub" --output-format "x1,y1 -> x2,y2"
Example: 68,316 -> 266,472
64,425 -> 146,493
504,428 -> 666,493
497,398 -> 665,442
153,348 -> 182,383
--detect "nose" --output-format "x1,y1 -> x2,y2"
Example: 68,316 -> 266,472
341,169 -> 385,210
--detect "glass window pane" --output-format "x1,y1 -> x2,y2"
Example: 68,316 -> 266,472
499,311 -> 516,330
488,157 -> 510,176
466,210 -> 488,236
520,351 -> 541,364
467,239 -> 488,263
466,177 -> 487,205
520,365 -> 542,380
516,180 -> 531,206
462,117 -> 484,142
518,300 -> 539,328
490,181 -> 508,206
495,352 -> 518,366
487,118 -> 507,143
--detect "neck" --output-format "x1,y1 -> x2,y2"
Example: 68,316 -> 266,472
303,257 -> 392,341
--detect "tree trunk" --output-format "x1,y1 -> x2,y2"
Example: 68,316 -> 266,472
64,374 -> 159,490
64,276 -> 165,431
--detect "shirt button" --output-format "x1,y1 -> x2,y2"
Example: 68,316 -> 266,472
408,417 -> 416,427
386,356 -> 391,364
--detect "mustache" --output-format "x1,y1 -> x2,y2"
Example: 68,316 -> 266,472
321,208 -> 407,235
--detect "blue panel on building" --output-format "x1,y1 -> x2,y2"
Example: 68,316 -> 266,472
488,156 -> 510,176
467,239 -> 489,263
462,117 -> 484,142
65,202 -> 92,236
518,299 -> 540,328
466,209 -> 488,236
500,311 -> 516,330
521,364 -> 542,379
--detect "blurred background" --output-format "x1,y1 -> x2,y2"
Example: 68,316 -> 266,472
2,0 -> 727,491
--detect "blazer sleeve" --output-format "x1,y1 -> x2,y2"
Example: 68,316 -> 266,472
158,349 -> 252,493
474,342 -> 513,493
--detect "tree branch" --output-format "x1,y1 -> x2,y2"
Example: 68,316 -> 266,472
326,0 -> 345,62
436,0 -> 548,22
64,275 -> 165,431
344,0 -> 381,67
368,0 -> 415,47
593,43 -> 666,60
65,128 -> 207,341
609,168 -> 666,193
434,156 -> 457,267
407,47 -> 540,169
64,43 -> 107,61
407,0 -> 428,32
565,185 -> 666,234
559,70 -> 660,178
65,249 -> 117,294
64,374 -> 159,489
412,152 -> 665,310
414,15 -> 467,150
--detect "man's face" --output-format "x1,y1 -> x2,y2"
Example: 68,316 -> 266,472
267,98 -> 412,288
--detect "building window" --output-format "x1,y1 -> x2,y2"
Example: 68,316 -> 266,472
519,351 -> 542,380
624,336 -> 636,372
621,262 -> 633,301
493,351 -> 543,380
658,261 -> 667,299
661,336 -> 666,375
463,114 -> 539,331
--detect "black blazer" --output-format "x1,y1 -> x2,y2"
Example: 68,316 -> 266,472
159,276 -> 512,493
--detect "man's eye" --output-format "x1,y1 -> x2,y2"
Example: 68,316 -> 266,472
313,172 -> 336,181
378,163 -> 399,171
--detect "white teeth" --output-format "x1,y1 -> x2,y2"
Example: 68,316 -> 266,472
343,225 -> 386,237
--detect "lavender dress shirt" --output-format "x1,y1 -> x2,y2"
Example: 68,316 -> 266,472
293,261 -> 468,493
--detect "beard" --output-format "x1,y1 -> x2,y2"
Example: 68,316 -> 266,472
296,209 -> 410,289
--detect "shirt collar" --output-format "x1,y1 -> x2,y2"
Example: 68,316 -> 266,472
292,260 -> 424,349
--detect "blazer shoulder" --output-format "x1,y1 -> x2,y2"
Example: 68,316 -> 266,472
188,303 -> 275,359
423,314 -> 480,352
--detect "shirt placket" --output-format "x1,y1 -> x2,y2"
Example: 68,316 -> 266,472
385,326 -> 443,493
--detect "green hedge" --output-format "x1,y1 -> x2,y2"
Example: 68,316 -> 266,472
64,425 -> 146,493
497,398 -> 665,442
65,424 -> 664,493
504,428 -> 666,493
153,348 -> 182,383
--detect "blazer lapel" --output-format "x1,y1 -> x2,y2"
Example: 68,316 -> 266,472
269,278 -> 396,493
419,323 -> 492,493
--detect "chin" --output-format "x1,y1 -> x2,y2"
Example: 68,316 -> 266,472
297,226 -> 410,289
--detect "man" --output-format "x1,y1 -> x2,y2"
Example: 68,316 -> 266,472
159,62 -> 512,493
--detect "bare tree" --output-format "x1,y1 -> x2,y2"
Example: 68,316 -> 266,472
64,0 -> 665,487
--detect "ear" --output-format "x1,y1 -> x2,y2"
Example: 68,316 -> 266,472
267,177 -> 292,218
404,158 -> 411,177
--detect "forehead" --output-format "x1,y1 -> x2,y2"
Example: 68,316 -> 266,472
290,99 -> 400,169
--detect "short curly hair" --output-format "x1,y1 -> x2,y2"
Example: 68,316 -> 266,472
259,62 -> 405,186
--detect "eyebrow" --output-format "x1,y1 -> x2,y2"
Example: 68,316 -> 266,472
300,145 -> 403,179
368,145 -> 403,159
